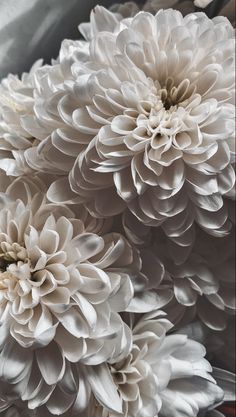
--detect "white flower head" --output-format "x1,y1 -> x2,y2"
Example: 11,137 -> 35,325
0,180 -> 144,363
28,7 -> 235,240
83,311 -> 223,417
0,175 -> 166,415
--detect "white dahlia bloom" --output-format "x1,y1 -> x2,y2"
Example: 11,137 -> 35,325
0,181 -> 163,415
0,60 -> 43,176
70,8 -> 235,231
0,184 -> 145,362
81,311 -> 223,417
28,7 -> 235,239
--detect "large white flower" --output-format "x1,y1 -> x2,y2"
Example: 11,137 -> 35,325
27,7 -> 235,241
0,180 -> 145,359
81,311 -> 223,417
0,175 -> 165,414
0,60 -> 44,176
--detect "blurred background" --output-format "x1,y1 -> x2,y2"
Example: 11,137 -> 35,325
0,0 -> 233,79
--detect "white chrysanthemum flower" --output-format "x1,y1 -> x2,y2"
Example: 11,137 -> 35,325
0,184 -> 144,361
81,311 -> 223,417
69,8 -> 235,230
0,182 -> 163,414
0,60 -> 44,176
27,7 -> 235,241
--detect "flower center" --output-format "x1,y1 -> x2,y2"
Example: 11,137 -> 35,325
0,270 -> 18,289
110,348 -> 142,388
0,243 -> 29,285
157,77 -> 196,110
0,256 -> 18,289
138,77 -> 196,136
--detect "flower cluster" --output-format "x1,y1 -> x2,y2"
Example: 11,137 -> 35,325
0,1 -> 235,416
